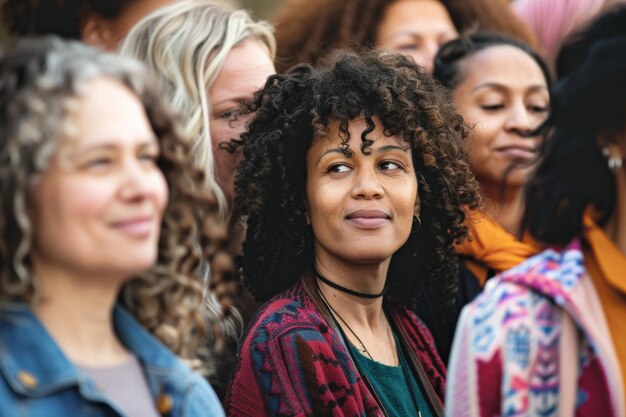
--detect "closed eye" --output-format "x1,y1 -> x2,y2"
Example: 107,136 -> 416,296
395,43 -> 419,51
528,105 -> 548,113
480,104 -> 504,111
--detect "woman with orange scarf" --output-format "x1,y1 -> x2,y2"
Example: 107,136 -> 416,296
417,33 -> 549,363
447,6 -> 626,415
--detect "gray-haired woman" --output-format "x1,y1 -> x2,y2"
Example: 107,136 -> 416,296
0,37 -> 230,417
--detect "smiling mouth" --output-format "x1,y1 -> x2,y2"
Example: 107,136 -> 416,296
110,217 -> 155,237
496,146 -> 538,161
345,210 -> 391,229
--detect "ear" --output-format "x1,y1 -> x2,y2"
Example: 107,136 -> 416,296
80,13 -> 116,50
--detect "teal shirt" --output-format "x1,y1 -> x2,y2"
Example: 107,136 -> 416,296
348,335 -> 434,417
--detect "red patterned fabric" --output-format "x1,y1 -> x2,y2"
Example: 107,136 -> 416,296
225,275 -> 445,416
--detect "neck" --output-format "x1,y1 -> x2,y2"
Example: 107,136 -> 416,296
32,260 -> 130,367
481,181 -> 525,238
313,250 -> 398,366
314,251 -> 388,329
603,169 -> 626,254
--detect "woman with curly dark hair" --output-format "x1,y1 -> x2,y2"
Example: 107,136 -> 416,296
0,37 -> 233,416
225,49 -> 481,417
446,5 -> 626,416
1,0 -> 173,50
272,0 -> 538,73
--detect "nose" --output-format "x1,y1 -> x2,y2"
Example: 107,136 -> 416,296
119,157 -> 165,202
351,166 -> 384,200
504,102 -> 532,135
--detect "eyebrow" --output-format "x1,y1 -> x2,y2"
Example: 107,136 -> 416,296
470,82 -> 549,93
378,144 -> 409,153
212,97 -> 249,107
316,148 -> 344,165
315,144 -> 408,165
382,29 -> 456,43
72,138 -> 158,154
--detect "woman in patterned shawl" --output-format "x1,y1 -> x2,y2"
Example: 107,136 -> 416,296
446,5 -> 626,416
224,49 -> 481,416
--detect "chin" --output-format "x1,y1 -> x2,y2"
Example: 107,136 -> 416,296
112,250 -> 159,277
345,249 -> 397,265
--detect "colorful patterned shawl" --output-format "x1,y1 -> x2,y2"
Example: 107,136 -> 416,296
446,240 -> 625,417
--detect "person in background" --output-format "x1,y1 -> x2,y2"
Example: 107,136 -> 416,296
434,32 -> 550,255
225,49 -> 481,417
446,6 -> 626,416
382,32 -> 550,364
0,37 -> 231,417
272,0 -> 537,73
120,0 -> 276,397
1,0 -> 174,50
121,0 -> 276,224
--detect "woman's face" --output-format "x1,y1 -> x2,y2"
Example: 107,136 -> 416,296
305,117 -> 419,266
453,45 -> 549,189
376,0 -> 458,72
31,77 -> 168,280
209,39 -> 276,204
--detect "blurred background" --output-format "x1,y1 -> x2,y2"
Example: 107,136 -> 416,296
0,0 -> 282,42
240,0 -> 281,18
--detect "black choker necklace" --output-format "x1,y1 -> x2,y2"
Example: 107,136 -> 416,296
314,268 -> 388,299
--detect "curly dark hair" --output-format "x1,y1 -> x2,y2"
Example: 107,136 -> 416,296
523,5 -> 626,245
0,37 -> 235,374
228,49 -> 480,306
272,0 -> 538,73
2,0 -> 128,39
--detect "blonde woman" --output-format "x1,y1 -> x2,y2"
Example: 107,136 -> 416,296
0,37 -> 232,417
120,0 -> 275,397
120,0 -> 276,223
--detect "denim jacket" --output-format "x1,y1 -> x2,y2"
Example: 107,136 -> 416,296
0,303 -> 225,417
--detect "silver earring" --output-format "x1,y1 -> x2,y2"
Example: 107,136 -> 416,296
609,157 -> 624,171
603,147 -> 623,171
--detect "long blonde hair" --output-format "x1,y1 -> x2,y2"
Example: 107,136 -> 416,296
120,0 -> 276,220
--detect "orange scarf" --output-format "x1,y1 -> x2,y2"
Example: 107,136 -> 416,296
455,210 -> 539,285
583,214 -> 626,398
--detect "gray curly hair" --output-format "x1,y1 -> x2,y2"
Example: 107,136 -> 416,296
0,37 -> 234,375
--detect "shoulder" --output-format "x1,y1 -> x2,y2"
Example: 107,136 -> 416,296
180,373 -> 225,417
245,284 -> 330,346
455,255 -> 574,360
228,284 -> 361,416
0,376 -> 20,417
468,241 -> 586,319
236,282 -> 345,379
497,241 -> 585,296
394,305 -> 432,333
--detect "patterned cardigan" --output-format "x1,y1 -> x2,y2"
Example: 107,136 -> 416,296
225,272 -> 446,417
446,240 -> 625,417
